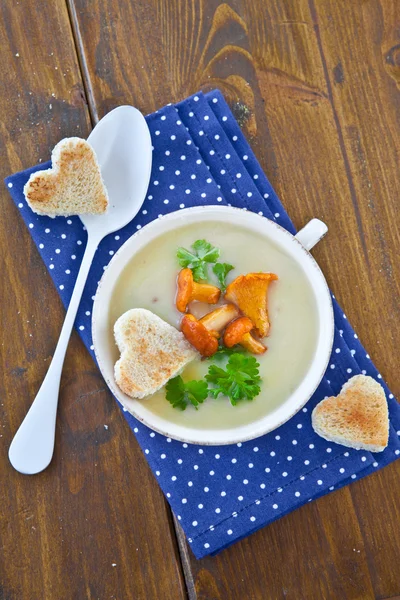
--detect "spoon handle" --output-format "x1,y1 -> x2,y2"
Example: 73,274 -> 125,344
9,234 -> 100,475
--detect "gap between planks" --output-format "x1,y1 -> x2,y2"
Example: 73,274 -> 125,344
62,0 -> 194,597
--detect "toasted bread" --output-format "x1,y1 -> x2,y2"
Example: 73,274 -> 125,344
312,375 -> 389,452
23,137 -> 108,216
114,309 -> 198,399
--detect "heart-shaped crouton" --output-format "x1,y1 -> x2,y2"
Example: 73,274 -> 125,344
114,309 -> 198,399
312,375 -> 389,452
24,137 -> 108,217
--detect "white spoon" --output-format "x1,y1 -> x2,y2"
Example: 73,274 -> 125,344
9,106 -> 153,474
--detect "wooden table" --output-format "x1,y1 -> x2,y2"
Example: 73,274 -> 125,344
1,1 -> 399,598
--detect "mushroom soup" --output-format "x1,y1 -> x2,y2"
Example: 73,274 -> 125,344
109,220 -> 318,429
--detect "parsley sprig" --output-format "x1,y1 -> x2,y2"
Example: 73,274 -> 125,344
177,240 -> 220,282
176,239 -> 234,288
206,354 -> 261,405
165,377 -> 209,411
212,262 -> 234,291
166,354 -> 262,410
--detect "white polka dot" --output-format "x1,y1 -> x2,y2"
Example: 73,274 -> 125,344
194,96 -> 199,101
222,116 -> 228,122
238,495 -> 243,501
395,450 -> 400,456
153,180 -> 159,186
270,451 -> 275,457
180,155 -> 186,161
326,447 -> 332,453
204,543 -> 210,549
155,131 -> 160,136
49,264 -> 54,270
287,456 -> 293,461
215,508 -> 221,513
188,481 -> 193,487
330,364 -> 336,370
227,529 -> 233,535
78,325 -> 84,330
165,150 -> 170,156
231,458 -> 237,464
247,192 -> 253,197
164,199 -> 169,204
182,498 -> 187,504
170,135 -> 176,140
295,491 -> 301,497
272,504 -> 278,509
221,491 -> 226,497
159,165 -> 164,171
309,444 -> 314,449
209,470 -> 215,475
194,465 -> 199,470
179,203 -> 185,209
183,443 -> 188,448
243,479 -> 248,485
28,223 -> 34,229
204,115 -> 209,121
39,243 -> 44,249
45,228 -> 50,233
236,173 -> 242,179
185,189 -> 191,195
361,456 -> 367,462
373,462 -> 378,467
217,196 -> 223,202
302,408 -> 308,413
292,440 -> 298,445
7,182 -> 13,188
226,474 -> 231,480
59,285 -> 65,291
198,131 -> 204,137
204,487 -> 209,492
248,463 -> 254,468
265,467 -> 270,473
18,203 -> 23,208
317,480 -> 323,485
260,483 -> 266,489
347,368 -> 352,374
282,471 -> 288,477
250,516 -> 256,522
161,453 -> 166,459
304,460 -> 310,465
254,174 -> 259,180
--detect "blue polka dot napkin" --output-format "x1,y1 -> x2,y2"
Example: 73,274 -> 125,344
5,90 -> 400,559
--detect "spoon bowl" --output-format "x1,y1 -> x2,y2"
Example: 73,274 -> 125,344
9,105 -> 152,475
82,105 -> 152,235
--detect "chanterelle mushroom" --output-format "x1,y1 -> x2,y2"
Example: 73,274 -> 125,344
225,272 -> 278,337
176,268 -> 221,313
224,317 -> 267,355
181,304 -> 239,357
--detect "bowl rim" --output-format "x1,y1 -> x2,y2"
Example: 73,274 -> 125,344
92,205 -> 334,445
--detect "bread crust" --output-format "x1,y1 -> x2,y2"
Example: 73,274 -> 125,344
23,137 -> 108,216
312,375 -> 389,452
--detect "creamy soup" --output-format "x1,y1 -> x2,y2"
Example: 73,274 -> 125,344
109,221 -> 318,430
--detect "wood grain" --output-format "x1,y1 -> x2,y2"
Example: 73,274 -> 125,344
2,0 -> 399,597
0,2 -> 186,599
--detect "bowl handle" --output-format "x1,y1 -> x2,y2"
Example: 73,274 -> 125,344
295,219 -> 328,251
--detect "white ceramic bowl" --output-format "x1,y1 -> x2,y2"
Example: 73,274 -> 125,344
92,206 -> 334,444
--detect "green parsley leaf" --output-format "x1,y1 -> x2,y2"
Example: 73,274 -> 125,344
176,239 -> 220,282
165,376 -> 209,411
205,354 -> 261,406
192,240 -> 220,263
176,247 -> 198,268
212,262 -> 234,291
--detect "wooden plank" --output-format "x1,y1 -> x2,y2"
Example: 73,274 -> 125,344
0,2 -> 186,599
67,0 -> 400,597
